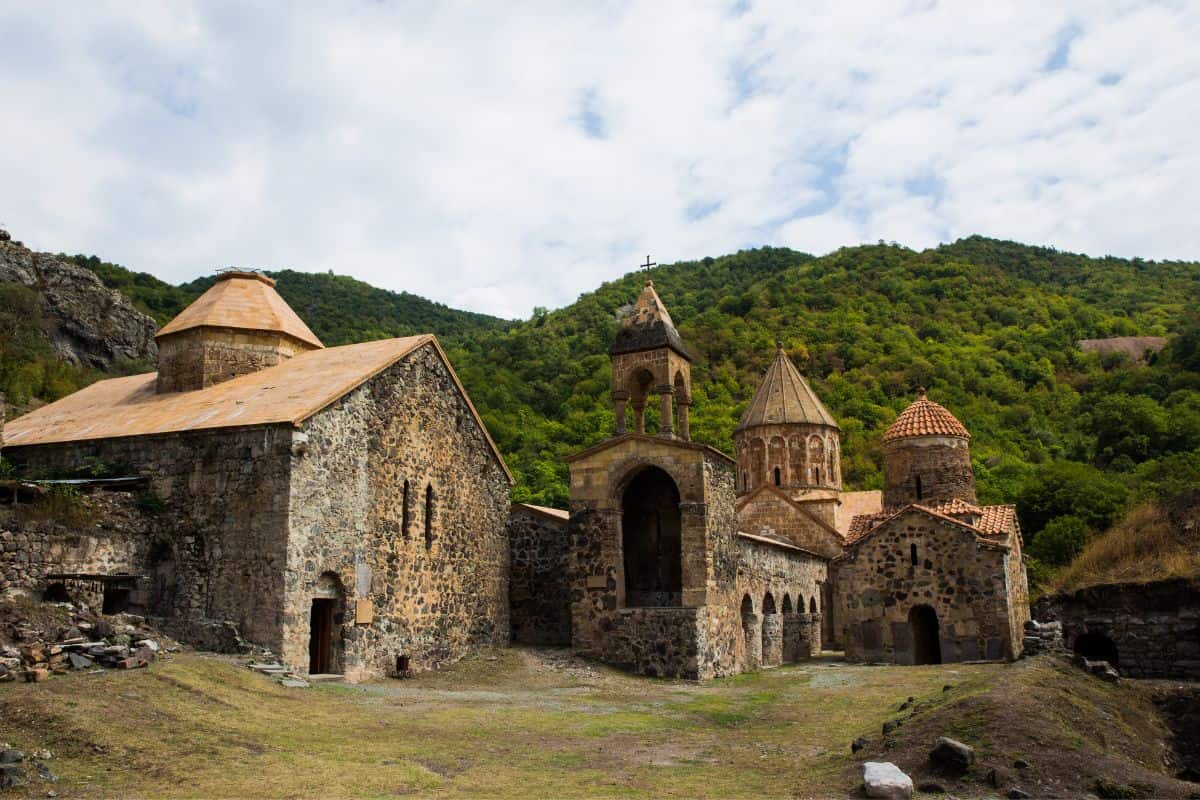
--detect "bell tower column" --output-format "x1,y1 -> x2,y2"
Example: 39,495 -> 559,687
657,385 -> 675,439
612,390 -> 629,435
676,396 -> 691,441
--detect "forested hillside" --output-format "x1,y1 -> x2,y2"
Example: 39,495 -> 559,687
4,236 -> 1199,588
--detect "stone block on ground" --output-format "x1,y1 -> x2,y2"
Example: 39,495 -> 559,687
863,761 -> 913,799
930,736 -> 974,773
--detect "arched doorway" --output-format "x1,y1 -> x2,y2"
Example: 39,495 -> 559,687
621,467 -> 682,607
741,594 -> 760,670
909,605 -> 942,665
309,572 -> 343,675
1074,631 -> 1119,664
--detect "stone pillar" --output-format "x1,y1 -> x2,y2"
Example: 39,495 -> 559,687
762,612 -> 783,667
794,614 -> 816,660
743,612 -> 762,670
809,613 -> 823,653
631,400 -> 646,435
783,612 -> 802,663
657,385 -> 674,438
612,391 -> 629,435
676,397 -> 691,441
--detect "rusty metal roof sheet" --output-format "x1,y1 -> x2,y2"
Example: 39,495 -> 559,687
3,336 -> 513,482
156,271 -> 324,349
737,344 -> 838,431
882,389 -> 970,442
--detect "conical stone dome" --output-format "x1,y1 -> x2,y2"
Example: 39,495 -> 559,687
737,344 -> 838,432
609,280 -> 691,360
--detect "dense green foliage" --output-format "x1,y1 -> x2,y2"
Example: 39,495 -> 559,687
8,237 -> 1200,591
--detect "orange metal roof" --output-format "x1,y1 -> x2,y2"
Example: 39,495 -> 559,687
3,335 -> 513,482
156,272 -> 324,349
736,344 -> 838,431
882,390 -> 970,442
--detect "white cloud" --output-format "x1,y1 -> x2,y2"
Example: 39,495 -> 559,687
0,0 -> 1196,319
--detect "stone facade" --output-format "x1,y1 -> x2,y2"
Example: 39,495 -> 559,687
734,534 -> 827,665
734,423 -> 842,496
507,504 -> 571,645
834,508 -> 1025,663
1033,578 -> 1200,680
155,327 -> 314,393
735,487 -> 844,558
4,340 -> 512,681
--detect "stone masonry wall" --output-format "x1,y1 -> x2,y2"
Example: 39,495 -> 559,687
1033,578 -> 1200,680
835,509 -> 1018,663
883,436 -> 976,508
0,493 -> 150,606
734,536 -> 827,668
285,342 -> 511,681
736,489 -> 843,559
5,426 -> 294,652
156,327 -> 312,393
508,507 -> 571,646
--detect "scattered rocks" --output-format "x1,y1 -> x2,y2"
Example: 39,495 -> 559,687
862,762 -> 913,800
1013,758 -> 1030,770
917,780 -> 946,794
929,736 -> 974,773
1020,619 -> 1065,657
0,764 -> 22,789
1007,789 -> 1031,799
0,749 -> 23,764
882,719 -> 903,735
852,737 -> 869,753
1074,655 -> 1121,683
279,678 -> 310,689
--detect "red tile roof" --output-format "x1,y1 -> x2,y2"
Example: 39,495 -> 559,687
844,502 -> 1018,546
883,389 -> 970,442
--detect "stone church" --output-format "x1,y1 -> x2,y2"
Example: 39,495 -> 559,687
3,272 -> 512,681
519,278 -> 1030,677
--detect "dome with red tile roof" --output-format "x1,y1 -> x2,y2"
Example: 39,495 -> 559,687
882,389 -> 970,443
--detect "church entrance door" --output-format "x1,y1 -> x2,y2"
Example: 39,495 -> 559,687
309,598 -> 336,674
909,604 -> 942,665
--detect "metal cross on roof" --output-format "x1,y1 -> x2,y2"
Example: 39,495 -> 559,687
641,254 -> 656,273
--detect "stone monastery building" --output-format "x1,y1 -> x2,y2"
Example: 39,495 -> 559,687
3,271 -> 1029,681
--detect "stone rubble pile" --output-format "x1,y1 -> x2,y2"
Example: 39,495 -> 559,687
0,745 -> 55,791
0,604 -> 178,683
1019,619 -> 1064,657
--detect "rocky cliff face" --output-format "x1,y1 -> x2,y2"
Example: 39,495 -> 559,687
0,230 -> 157,370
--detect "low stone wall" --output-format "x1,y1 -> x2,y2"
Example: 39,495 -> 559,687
588,606 -> 703,678
1033,578 -> 1200,680
507,506 -> 571,645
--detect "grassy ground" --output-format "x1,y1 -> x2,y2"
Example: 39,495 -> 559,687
0,648 -> 1193,799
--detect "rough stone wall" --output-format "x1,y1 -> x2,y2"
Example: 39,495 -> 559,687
835,509 -> 1019,663
285,342 -> 511,680
883,436 -> 976,508
736,489 -> 843,558
566,436 -> 741,679
1003,528 -> 1031,657
508,507 -> 571,645
1033,578 -> 1200,680
5,426 -> 294,652
0,494 -> 150,605
155,327 -> 313,393
734,536 -> 827,667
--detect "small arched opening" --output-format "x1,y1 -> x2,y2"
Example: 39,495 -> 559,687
424,484 -> 435,550
402,480 -> 411,540
781,594 -> 793,614
909,604 -> 942,665
309,572 -> 344,675
761,592 -> 781,666
621,467 -> 682,607
1074,631 -> 1120,665
809,596 -> 817,613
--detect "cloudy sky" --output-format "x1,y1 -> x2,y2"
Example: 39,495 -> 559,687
1,2 -> 1197,318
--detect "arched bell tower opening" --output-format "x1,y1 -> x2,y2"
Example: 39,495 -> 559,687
621,466 -> 682,607
609,280 -> 693,440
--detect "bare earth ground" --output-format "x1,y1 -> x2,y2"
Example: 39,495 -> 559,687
0,647 -> 1195,799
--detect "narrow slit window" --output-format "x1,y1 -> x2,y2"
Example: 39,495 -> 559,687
773,467 -> 781,487
424,484 -> 434,550
814,466 -> 821,484
915,475 -> 923,500
910,543 -> 918,566
402,480 -> 411,539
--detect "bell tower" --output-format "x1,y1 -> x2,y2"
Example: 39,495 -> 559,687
608,277 -> 692,440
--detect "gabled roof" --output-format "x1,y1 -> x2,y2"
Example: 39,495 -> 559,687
156,271 -> 324,349
565,432 -> 735,465
511,502 -> 569,524
4,335 -> 513,483
883,389 -> 969,442
735,484 -> 843,539
736,530 -> 826,559
609,280 -> 692,360
844,502 -> 1017,548
737,344 -> 838,431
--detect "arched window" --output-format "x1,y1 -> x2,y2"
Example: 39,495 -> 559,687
424,484 -> 435,550
910,543 -> 918,566
774,467 -> 781,487
813,466 -> 821,484
402,480 -> 411,540
809,596 -> 817,613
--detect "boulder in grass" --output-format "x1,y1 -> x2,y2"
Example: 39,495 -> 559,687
930,737 -> 974,773
863,762 -> 913,800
